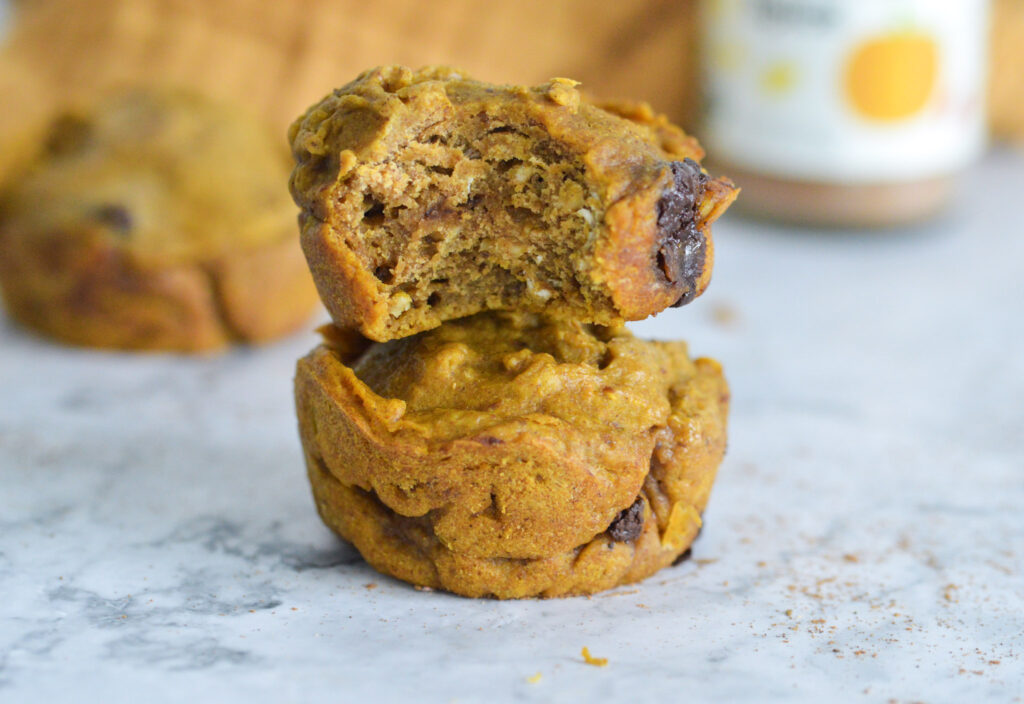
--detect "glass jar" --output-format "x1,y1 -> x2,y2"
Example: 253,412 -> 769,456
699,0 -> 990,227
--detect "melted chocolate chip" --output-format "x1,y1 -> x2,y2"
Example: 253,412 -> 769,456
608,497 -> 645,542
94,204 -> 133,236
655,158 -> 708,306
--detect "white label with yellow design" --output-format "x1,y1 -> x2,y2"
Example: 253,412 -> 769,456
700,0 -> 989,183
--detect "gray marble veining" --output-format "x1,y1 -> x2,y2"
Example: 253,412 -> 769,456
2,152 -> 1023,703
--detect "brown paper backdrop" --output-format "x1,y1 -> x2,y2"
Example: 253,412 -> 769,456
0,0 -> 700,132
0,0 -> 1021,185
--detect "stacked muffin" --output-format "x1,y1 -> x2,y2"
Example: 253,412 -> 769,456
289,66 -> 737,598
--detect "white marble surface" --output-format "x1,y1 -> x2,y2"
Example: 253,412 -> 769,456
2,151 -> 1023,704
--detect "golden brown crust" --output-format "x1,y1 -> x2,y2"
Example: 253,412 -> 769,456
295,313 -> 729,598
0,223 -> 317,351
289,66 -> 736,341
0,87 -> 318,350
210,235 -> 320,345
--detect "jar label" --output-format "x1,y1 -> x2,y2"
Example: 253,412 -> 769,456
700,0 -> 989,183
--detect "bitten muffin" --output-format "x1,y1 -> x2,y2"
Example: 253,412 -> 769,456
289,65 -> 737,342
0,87 -> 318,351
295,312 -> 729,598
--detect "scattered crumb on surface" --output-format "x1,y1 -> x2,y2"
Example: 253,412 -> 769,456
364,583 -> 378,590
581,647 -> 608,667
710,302 -> 739,326
598,588 -> 638,598
526,672 -> 542,684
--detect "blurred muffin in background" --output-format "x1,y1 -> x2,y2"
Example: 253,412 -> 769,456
0,87 -> 318,351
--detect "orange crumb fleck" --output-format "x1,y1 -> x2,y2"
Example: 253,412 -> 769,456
598,588 -> 639,598
581,647 -> 608,667
365,583 -> 378,590
711,303 -> 739,326
843,554 -> 859,563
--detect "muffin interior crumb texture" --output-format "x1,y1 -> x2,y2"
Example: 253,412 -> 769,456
345,106 -> 613,319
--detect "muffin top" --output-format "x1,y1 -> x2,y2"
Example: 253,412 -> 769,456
338,311 -> 699,443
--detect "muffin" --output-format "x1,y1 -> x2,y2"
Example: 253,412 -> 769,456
296,313 -> 729,598
289,66 -> 737,342
0,87 -> 318,351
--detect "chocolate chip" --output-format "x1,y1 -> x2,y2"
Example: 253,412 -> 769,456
656,158 -> 708,305
477,436 -> 503,446
94,204 -> 133,236
608,497 -> 645,542
45,114 -> 94,156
